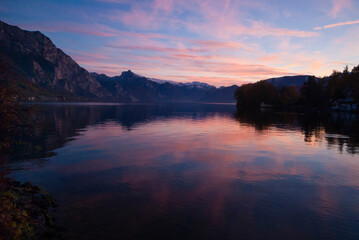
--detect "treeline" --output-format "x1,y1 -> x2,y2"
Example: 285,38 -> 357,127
235,65 -> 359,108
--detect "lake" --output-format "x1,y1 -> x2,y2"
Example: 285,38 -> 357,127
2,103 -> 359,239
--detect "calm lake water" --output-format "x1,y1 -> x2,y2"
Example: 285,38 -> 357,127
2,103 -> 359,239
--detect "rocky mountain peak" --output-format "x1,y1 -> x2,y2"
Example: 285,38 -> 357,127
0,20 -> 112,100
120,70 -> 136,78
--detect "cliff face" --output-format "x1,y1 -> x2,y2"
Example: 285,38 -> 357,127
0,21 -> 112,100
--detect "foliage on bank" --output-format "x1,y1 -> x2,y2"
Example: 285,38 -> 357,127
1,81 -> 58,239
0,180 -> 57,239
235,65 -> 359,108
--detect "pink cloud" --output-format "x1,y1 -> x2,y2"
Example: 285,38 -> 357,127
110,32 -> 256,51
153,0 -> 174,14
105,36 -> 256,55
72,45 -> 296,86
105,0 -> 316,38
175,62 -> 294,77
120,8 -> 162,29
106,44 -> 209,53
189,39 -> 258,51
19,22 -> 119,37
258,54 -> 280,62
171,54 -> 214,61
184,19 -> 318,39
246,21 -> 319,38
6,0 -> 356,87
176,1 -> 318,39
96,0 -> 131,3
115,0 -> 178,30
67,49 -> 114,60
329,0 -> 353,18
163,75 -> 250,86
314,19 -> 359,30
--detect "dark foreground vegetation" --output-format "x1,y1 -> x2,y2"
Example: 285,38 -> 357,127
0,179 -> 57,239
0,84 -> 58,239
235,65 -> 359,110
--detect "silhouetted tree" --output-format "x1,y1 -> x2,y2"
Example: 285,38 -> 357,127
349,65 -> 359,102
235,81 -> 279,107
279,86 -> 299,106
300,76 -> 327,107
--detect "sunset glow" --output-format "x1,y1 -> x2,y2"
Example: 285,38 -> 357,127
1,0 -> 359,86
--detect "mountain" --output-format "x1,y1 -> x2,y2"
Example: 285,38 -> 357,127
264,75 -> 310,89
0,59 -> 56,100
0,20 -> 239,102
2,20 -> 319,104
92,71 -> 242,103
0,20 -> 112,101
201,85 -> 239,102
92,71 -> 222,102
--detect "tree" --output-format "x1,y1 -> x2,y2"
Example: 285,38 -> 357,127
235,81 -> 278,107
300,76 -> 327,107
280,86 -> 299,106
349,65 -> 359,102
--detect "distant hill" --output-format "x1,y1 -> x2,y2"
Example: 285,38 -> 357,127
200,85 -> 239,103
92,71 -> 215,102
91,71 -> 239,102
264,75 -> 310,89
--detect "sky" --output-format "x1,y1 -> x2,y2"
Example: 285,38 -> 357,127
0,0 -> 359,86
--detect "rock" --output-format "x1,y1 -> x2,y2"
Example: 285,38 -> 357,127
0,178 -> 57,239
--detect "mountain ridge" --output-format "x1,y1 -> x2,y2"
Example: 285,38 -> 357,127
0,20 -> 315,103
0,20 -> 112,101
263,75 -> 310,89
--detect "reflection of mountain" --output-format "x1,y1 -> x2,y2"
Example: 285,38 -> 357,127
4,104 -> 359,239
4,104 -> 359,164
44,103 -> 236,129
234,109 -> 359,154
5,104 -> 236,161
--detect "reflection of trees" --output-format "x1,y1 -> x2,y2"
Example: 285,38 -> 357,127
3,103 -> 359,166
234,108 -> 359,155
0,83 -> 47,162
324,113 -> 359,154
0,86 -> 58,239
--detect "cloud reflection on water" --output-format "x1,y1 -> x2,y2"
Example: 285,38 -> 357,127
6,104 -> 359,239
